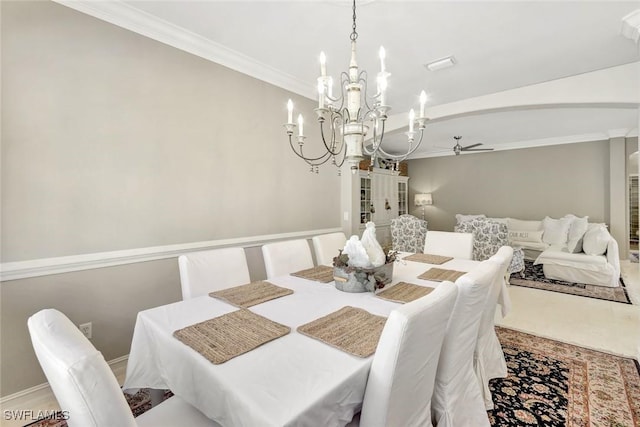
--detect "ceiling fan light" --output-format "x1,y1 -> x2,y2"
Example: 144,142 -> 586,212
425,56 -> 456,72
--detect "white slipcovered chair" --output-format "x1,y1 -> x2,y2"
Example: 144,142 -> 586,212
350,281 -> 458,427
262,239 -> 314,279
431,261 -> 501,427
178,247 -> 250,300
390,214 -> 428,253
424,230 -> 474,260
475,246 -> 513,409
312,232 -> 347,266
27,309 -> 218,427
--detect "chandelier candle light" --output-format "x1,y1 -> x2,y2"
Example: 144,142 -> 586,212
284,0 -> 428,174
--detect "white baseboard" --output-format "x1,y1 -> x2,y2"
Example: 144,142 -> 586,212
0,355 -> 128,415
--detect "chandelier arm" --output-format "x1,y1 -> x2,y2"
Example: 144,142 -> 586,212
319,116 -> 345,157
326,72 -> 350,113
362,118 -> 386,156
299,145 -> 335,167
325,72 -> 349,107
288,134 -> 337,163
362,111 -> 384,146
332,141 -> 347,168
369,128 -> 425,161
358,71 -> 377,112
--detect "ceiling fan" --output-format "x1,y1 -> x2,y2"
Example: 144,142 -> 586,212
450,136 -> 494,156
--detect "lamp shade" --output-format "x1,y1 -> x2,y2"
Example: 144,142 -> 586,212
414,193 -> 433,206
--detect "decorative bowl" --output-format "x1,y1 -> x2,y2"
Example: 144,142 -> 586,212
333,262 -> 394,293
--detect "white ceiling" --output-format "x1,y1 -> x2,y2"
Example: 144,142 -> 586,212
65,0 -> 640,158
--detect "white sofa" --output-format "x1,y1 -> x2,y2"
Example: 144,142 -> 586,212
455,214 -> 621,288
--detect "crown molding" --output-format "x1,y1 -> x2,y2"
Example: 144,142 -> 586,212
621,9 -> 640,44
52,0 -> 314,100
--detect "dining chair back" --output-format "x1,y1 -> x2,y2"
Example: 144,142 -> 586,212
262,239 -> 314,279
178,247 -> 251,300
423,231 -> 473,260
431,261 -> 500,427
475,246 -> 513,409
311,232 -> 347,266
27,309 -> 217,427
359,281 -> 458,427
390,214 -> 428,253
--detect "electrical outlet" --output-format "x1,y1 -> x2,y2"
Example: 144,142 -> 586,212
79,322 -> 92,339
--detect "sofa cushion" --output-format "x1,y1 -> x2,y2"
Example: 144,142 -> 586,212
508,230 -> 544,243
535,247 -> 609,272
455,213 -> 485,225
509,240 -> 549,252
542,216 -> 572,245
507,218 -> 542,231
582,224 -> 610,256
564,215 -> 589,253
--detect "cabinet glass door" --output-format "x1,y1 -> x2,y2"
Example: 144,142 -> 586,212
398,181 -> 408,215
630,175 -> 638,260
360,176 -> 372,224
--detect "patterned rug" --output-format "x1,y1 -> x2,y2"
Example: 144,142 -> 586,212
510,260 -> 631,304
23,389 -> 173,426
490,327 -> 640,426
24,329 -> 640,427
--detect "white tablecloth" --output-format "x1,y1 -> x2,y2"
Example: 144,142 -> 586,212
123,256 -> 481,427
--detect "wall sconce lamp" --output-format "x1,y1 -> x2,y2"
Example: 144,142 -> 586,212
414,193 -> 433,220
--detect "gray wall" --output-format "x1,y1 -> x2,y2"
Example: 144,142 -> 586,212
1,1 -> 339,395
407,141 -> 611,232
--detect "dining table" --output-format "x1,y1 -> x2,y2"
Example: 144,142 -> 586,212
123,253 -> 495,427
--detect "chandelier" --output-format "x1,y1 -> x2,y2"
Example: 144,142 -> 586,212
284,0 -> 428,174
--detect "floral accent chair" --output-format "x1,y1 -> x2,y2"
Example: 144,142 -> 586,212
455,218 -> 525,278
390,214 -> 428,253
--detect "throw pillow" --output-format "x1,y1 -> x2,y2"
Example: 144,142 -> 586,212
455,213 -> 486,225
582,224 -> 610,256
564,214 -> 589,253
508,230 -> 544,243
542,216 -> 572,245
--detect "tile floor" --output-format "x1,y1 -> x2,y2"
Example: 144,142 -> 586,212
496,260 -> 640,361
3,262 -> 639,427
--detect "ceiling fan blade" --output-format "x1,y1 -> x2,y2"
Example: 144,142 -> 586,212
462,143 -> 483,150
462,148 -> 494,151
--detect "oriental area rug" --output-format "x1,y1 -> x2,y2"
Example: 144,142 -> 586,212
489,327 -> 640,427
26,329 -> 640,427
510,260 -> 631,304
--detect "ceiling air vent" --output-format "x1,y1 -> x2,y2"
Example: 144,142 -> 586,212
424,56 -> 456,72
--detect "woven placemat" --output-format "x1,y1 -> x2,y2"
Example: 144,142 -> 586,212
290,265 -> 334,283
419,267 -> 466,282
297,306 -> 386,358
209,281 -> 293,308
173,309 -> 290,364
403,253 -> 453,265
375,282 -> 434,304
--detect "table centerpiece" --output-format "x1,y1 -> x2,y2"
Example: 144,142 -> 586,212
333,222 -> 397,293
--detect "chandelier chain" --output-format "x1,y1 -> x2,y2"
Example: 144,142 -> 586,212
350,0 -> 358,41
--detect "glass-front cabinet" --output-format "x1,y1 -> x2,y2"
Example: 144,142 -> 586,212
355,168 -> 409,246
